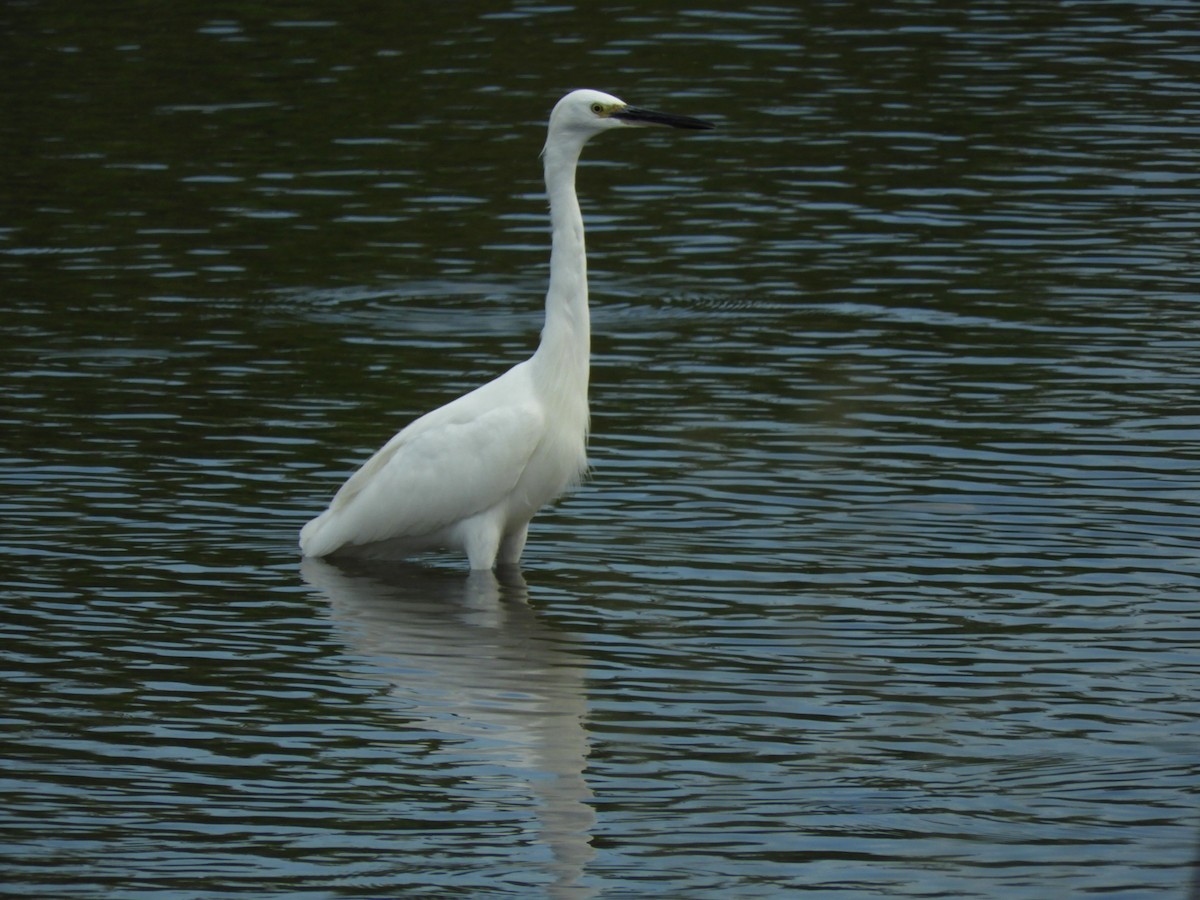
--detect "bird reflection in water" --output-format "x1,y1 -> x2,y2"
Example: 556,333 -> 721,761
301,558 -> 595,897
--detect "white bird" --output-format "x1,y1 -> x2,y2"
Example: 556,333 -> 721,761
300,89 -> 714,569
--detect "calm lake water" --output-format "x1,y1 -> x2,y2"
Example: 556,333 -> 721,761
3,2 -> 1199,897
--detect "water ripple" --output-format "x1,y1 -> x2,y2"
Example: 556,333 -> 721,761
2,3 -> 1199,897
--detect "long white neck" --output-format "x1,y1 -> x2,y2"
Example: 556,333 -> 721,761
532,134 -> 590,401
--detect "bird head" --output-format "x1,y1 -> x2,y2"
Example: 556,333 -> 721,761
547,89 -> 715,143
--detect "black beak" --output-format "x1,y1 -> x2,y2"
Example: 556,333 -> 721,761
612,106 -> 715,130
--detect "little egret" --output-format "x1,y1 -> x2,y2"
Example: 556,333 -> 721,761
300,89 -> 714,568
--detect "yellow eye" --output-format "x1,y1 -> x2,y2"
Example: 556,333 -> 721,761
590,102 -> 605,115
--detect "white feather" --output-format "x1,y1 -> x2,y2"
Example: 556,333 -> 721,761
299,89 -> 711,568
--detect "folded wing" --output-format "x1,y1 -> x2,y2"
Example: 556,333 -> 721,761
300,398 -> 545,557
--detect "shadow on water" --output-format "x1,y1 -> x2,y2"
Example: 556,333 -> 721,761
300,558 -> 596,899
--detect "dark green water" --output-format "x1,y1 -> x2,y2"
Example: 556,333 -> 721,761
3,2 -> 1199,897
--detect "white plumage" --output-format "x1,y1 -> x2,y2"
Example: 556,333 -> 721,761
300,89 -> 713,569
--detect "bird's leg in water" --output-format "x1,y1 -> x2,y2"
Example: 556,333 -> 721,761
498,524 -> 530,567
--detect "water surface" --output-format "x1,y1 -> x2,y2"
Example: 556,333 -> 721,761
3,2 -> 1199,897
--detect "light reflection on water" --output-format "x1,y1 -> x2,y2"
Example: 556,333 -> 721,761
3,1 -> 1200,897
304,560 -> 596,899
